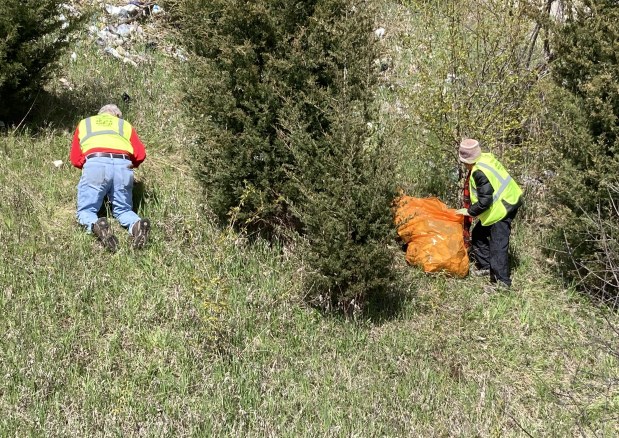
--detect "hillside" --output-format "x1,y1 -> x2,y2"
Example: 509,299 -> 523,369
1,1 -> 618,436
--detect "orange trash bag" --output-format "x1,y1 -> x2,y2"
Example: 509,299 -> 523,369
394,195 -> 469,277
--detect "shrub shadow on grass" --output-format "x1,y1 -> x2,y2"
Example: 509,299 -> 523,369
14,85 -> 131,134
132,180 -> 159,215
303,287 -> 411,324
362,287 -> 411,323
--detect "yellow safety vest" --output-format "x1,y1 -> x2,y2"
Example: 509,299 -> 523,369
470,153 -> 522,226
78,114 -> 134,154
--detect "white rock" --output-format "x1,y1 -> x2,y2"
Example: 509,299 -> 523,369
172,49 -> 187,62
115,24 -> 133,37
105,5 -> 124,16
104,47 -> 137,66
53,160 -> 64,168
104,46 -> 121,59
105,4 -> 139,17
374,27 -> 385,38
445,73 -> 457,83
59,78 -> 73,90
122,56 -> 138,67
58,14 -> 69,29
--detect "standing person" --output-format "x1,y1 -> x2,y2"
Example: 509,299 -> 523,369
70,104 -> 151,252
456,139 -> 522,290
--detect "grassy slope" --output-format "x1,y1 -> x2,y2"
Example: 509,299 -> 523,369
1,3 -> 618,437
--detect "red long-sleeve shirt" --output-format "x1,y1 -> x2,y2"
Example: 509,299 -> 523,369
69,121 -> 147,169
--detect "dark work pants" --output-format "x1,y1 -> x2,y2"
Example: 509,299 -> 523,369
470,209 -> 518,286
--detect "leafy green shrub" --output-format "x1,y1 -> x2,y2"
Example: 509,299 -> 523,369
0,0 -> 84,121
171,0 -> 399,312
392,0 -> 541,205
546,0 -> 619,303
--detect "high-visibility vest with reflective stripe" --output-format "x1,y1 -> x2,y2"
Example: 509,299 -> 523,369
78,114 -> 134,154
470,153 -> 522,226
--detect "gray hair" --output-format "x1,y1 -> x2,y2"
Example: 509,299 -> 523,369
98,104 -> 122,117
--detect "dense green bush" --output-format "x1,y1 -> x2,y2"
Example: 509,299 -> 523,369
546,0 -> 619,303
170,0 -> 399,311
166,0 -> 307,235
0,0 -> 83,121
279,1 -> 398,311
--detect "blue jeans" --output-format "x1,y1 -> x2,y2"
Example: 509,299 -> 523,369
76,156 -> 141,234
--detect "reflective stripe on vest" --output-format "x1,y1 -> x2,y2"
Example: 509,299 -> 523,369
81,117 -> 125,143
469,153 -> 522,226
78,115 -> 133,155
472,162 -> 513,203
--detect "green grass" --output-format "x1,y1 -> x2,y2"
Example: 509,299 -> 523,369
0,2 -> 618,436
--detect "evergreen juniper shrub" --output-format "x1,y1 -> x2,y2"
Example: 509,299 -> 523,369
0,0 -> 84,121
170,0 -> 400,312
547,0 -> 619,303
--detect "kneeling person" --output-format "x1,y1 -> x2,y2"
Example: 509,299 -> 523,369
70,104 -> 151,252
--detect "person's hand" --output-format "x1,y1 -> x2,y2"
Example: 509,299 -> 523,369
455,208 -> 470,216
127,164 -> 135,169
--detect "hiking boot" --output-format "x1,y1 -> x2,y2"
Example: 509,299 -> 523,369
92,217 -> 118,252
483,281 -> 510,294
470,265 -> 490,277
131,218 -> 151,249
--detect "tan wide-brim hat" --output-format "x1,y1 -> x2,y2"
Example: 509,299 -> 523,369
459,139 -> 481,164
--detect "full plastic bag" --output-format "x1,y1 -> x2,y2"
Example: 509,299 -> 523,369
394,195 -> 469,277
